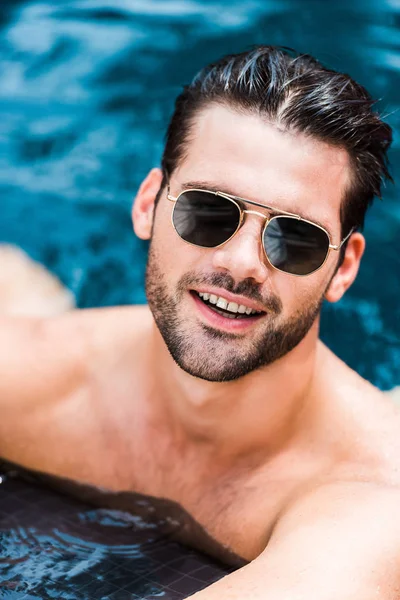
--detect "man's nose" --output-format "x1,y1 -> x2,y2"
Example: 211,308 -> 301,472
211,215 -> 270,284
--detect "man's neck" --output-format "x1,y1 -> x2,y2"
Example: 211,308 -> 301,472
145,320 -> 325,466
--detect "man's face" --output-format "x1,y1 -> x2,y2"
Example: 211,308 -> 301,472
143,104 -> 351,382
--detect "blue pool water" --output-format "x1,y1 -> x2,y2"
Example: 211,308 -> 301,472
0,0 -> 399,388
0,1 -> 399,598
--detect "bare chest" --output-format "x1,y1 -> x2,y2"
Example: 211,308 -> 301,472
113,428 -> 309,561
103,407 -> 400,562
81,380 -> 400,562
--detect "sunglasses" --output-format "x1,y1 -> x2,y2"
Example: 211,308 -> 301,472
167,187 -> 354,276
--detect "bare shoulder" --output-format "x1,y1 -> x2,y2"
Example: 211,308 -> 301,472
69,304 -> 152,377
279,478 -> 400,532
284,346 -> 400,514
319,342 -> 400,454
191,482 -> 400,599
0,305 -> 151,482
0,304 -> 151,392
0,306 -> 136,414
52,304 -> 152,357
340,377 -> 400,485
301,344 -> 400,516
256,478 -> 400,597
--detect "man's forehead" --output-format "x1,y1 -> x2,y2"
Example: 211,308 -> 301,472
176,104 -> 352,226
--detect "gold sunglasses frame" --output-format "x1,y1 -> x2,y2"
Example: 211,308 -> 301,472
167,187 -> 354,277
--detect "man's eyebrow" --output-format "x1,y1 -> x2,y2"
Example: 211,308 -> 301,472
179,180 -> 330,232
181,180 -> 231,195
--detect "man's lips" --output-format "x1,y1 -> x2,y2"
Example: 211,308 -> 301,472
190,291 -> 265,332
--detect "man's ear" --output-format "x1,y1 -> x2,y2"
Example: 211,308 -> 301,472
132,168 -> 164,240
325,232 -> 365,303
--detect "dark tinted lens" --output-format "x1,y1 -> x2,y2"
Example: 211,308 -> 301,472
263,217 -> 330,275
172,190 -> 241,247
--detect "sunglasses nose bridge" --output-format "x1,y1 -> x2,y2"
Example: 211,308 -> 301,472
242,208 -> 270,223
241,209 -> 270,242
239,209 -> 271,263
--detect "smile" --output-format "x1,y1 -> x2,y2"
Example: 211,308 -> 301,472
196,292 -> 263,318
190,290 -> 266,332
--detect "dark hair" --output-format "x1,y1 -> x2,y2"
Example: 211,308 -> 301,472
159,45 -> 393,241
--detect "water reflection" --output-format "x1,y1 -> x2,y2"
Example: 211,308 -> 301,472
0,471 -> 231,598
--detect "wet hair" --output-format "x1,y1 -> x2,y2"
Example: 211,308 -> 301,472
158,45 -> 393,244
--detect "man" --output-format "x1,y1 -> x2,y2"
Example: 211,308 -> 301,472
1,46 -> 400,598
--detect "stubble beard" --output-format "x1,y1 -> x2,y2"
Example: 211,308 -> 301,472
145,243 -> 324,382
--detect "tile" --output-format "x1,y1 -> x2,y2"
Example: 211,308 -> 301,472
88,556 -> 121,577
143,593 -> 186,600
144,594 -> 185,600
167,556 -> 215,577
114,557 -> 159,578
187,564 -> 226,583
120,576 -> 165,597
146,565 -> 184,586
80,579 -> 120,597
107,591 -> 142,600
145,545 -> 192,566
0,480 -> 29,495
61,572 -> 97,588
102,566 -> 139,590
168,575 -> 208,595
37,498 -> 77,515
0,496 -> 29,514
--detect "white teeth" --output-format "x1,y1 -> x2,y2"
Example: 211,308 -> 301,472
197,292 -> 262,316
227,302 -> 238,312
216,297 -> 228,310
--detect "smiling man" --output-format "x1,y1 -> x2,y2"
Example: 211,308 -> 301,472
1,46 -> 400,598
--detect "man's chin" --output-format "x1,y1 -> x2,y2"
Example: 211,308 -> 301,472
172,362 -> 252,383
162,314 -> 321,382
166,345 -> 268,383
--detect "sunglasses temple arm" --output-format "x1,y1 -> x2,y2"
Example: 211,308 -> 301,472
330,227 -> 355,251
163,168 -> 175,199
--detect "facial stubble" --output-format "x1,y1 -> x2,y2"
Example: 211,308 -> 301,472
145,241 -> 325,382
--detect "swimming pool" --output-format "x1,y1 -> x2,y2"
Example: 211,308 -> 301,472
0,462 -> 235,599
0,0 -> 399,597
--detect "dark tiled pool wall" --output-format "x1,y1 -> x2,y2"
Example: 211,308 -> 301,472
0,471 -> 234,599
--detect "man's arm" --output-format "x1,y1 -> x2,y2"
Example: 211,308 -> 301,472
0,312 -> 93,471
189,481 -> 400,599
0,314 -> 87,410
0,305 -> 145,485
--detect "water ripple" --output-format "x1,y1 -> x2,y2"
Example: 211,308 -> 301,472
0,474 -> 230,598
